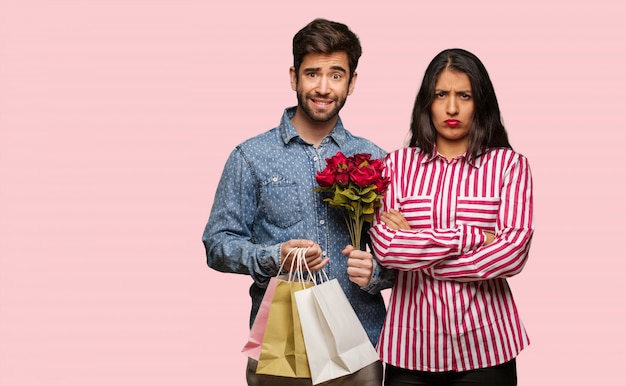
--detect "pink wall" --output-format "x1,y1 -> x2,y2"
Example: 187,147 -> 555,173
1,1 -> 624,384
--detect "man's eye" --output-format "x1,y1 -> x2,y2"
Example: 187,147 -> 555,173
331,73 -> 342,80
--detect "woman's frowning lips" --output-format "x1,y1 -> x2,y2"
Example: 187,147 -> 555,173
444,119 -> 460,128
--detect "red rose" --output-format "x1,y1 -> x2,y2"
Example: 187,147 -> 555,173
350,163 -> 380,187
325,152 -> 350,170
353,153 -> 372,168
374,175 -> 390,193
335,167 -> 350,185
315,167 -> 337,187
319,151 -> 353,186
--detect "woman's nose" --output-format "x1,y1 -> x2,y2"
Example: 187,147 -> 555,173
446,97 -> 458,115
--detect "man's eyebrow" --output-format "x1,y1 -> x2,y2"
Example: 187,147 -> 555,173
302,66 -> 347,73
330,65 -> 347,73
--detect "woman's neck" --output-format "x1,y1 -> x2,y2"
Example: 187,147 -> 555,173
436,138 -> 468,160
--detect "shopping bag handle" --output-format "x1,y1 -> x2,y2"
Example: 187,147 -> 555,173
278,247 -> 316,289
299,253 -> 329,286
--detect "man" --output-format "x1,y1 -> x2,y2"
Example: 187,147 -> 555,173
202,18 -> 393,385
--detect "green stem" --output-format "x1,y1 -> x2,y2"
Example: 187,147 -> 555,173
345,211 -> 364,249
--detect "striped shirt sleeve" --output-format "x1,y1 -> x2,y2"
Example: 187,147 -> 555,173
369,148 -> 534,282
431,153 -> 533,281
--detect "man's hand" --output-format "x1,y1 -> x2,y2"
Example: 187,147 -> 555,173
280,239 -> 329,272
344,245 -> 374,287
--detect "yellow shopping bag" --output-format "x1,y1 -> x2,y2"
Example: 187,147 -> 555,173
255,248 -> 314,378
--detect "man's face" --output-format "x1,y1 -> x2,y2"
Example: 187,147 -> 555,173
290,52 -> 356,123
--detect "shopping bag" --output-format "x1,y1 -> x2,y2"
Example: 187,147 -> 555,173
294,276 -> 379,384
255,248 -> 314,378
241,276 -> 279,360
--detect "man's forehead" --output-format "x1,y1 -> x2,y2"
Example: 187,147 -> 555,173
300,52 -> 349,70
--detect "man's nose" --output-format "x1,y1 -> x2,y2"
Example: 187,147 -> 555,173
316,76 -> 330,94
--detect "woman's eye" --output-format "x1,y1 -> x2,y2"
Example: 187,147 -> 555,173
460,93 -> 471,100
435,92 -> 446,98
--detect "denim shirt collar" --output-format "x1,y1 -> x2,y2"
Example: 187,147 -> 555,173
279,106 -> 348,147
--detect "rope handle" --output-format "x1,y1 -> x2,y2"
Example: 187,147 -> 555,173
277,246 -> 331,288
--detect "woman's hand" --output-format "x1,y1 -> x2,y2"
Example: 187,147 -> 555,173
381,208 -> 411,230
483,231 -> 495,246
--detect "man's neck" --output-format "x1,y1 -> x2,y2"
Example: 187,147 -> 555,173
290,107 -> 338,147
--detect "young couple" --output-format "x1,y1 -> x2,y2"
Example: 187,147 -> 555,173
202,18 -> 533,386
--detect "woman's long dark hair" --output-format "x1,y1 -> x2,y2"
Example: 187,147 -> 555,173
409,48 -> 511,160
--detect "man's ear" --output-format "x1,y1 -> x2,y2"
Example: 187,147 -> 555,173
347,71 -> 358,96
289,66 -> 297,91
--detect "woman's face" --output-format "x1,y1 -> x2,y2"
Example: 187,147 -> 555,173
430,69 -> 474,153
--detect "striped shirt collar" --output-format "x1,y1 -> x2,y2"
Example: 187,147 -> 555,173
421,146 -> 482,168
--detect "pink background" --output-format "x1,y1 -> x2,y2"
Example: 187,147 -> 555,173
1,0 -> 624,384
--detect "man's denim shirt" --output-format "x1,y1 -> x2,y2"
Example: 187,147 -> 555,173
203,107 -> 395,346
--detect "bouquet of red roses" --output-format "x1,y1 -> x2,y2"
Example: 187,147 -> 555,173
314,152 -> 390,249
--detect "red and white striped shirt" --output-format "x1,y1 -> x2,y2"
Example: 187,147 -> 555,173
369,147 -> 533,372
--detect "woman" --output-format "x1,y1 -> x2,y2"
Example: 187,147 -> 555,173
369,48 -> 533,386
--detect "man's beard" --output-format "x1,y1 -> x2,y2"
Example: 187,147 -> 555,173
296,91 -> 347,123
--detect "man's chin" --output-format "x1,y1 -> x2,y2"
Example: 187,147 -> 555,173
304,106 -> 341,123
310,113 -> 336,123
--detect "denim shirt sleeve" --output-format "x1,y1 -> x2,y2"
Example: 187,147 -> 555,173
202,147 -> 281,288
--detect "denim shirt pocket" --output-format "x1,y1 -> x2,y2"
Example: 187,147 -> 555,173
259,174 -> 303,228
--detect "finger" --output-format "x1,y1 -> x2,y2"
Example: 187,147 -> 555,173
290,239 -> 314,248
309,257 -> 330,271
347,249 -> 364,261
304,255 -> 322,269
381,213 -> 399,225
348,256 -> 372,269
347,268 -> 371,286
305,244 -> 322,258
342,244 -> 355,255
347,266 -> 370,276
388,214 -> 404,224
383,219 -> 400,230
348,249 -> 371,262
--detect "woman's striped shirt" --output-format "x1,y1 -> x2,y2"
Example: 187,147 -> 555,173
369,147 -> 533,372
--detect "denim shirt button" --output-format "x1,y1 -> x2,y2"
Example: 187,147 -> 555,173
319,220 -> 325,225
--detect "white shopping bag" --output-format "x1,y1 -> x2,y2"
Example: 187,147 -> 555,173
294,278 -> 379,385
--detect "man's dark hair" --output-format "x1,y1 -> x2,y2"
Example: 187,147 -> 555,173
292,18 -> 362,82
